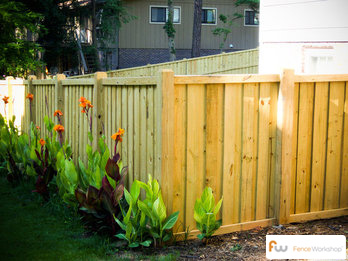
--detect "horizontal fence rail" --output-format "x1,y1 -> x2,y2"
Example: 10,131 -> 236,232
1,69 -> 347,239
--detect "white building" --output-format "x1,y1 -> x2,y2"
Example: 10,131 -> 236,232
259,0 -> 348,74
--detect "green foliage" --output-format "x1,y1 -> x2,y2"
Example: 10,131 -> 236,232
78,135 -> 109,190
115,175 -> 179,248
0,114 -> 27,183
99,0 -> 136,44
56,152 -> 79,206
194,187 -> 223,241
74,135 -> 128,234
0,0 -> 44,77
235,0 -> 259,12
114,180 -> 151,248
138,175 -> 179,247
212,13 -> 243,52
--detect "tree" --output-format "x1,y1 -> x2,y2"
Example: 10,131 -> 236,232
163,0 -> 176,61
212,13 -> 242,53
191,0 -> 202,58
0,0 -> 43,78
235,0 -> 259,12
98,0 -> 136,69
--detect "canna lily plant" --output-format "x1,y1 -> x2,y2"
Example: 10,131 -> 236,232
74,128 -> 128,233
31,138 -> 55,199
194,187 -> 223,242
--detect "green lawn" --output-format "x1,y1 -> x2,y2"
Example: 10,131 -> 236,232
0,177 -> 118,260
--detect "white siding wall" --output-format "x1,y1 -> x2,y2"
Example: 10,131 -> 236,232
259,0 -> 348,74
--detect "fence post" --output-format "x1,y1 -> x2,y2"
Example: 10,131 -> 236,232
161,70 -> 175,215
276,69 -> 296,224
93,72 -> 107,150
6,77 -> 14,121
55,74 -> 66,125
28,75 -> 37,125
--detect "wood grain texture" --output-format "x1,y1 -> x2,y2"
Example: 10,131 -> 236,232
173,84 -> 187,232
222,83 -> 242,224
324,82 -> 345,210
185,83 -> 205,228
310,82 -> 329,211
241,83 -> 259,222
256,83 -> 271,220
295,83 -> 314,214
206,84 -> 224,219
278,69 -> 296,224
340,83 -> 348,208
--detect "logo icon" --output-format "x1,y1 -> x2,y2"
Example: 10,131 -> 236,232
269,240 -> 288,252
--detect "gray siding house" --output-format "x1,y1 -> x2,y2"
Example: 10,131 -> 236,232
79,0 -> 259,70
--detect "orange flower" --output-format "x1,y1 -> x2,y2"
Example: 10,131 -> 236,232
53,124 -> 65,133
2,96 -> 9,104
26,93 -> 34,101
79,100 -> 92,107
79,97 -> 87,103
54,110 -> 63,117
36,126 -> 40,130
39,138 -> 45,146
111,128 -> 125,142
81,108 -> 86,113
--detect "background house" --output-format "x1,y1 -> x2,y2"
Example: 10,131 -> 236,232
259,0 -> 348,74
79,0 -> 259,70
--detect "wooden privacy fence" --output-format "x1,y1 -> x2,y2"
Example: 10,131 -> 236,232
70,48 -> 259,79
21,70 -> 348,238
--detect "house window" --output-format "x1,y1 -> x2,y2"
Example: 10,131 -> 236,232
202,8 -> 217,25
244,10 -> 259,26
150,6 -> 181,24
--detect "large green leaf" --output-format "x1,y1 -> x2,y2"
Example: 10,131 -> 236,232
129,242 -> 139,248
153,194 -> 166,223
130,180 -> 140,201
115,233 -> 128,242
162,211 -> 179,230
140,240 -> 152,247
114,216 -> 126,231
214,197 -> 223,216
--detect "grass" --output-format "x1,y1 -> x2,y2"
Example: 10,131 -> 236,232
0,177 -> 179,260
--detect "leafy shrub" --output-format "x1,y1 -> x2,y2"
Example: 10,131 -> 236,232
194,187 -> 223,241
114,180 -> 151,248
115,175 -> 179,248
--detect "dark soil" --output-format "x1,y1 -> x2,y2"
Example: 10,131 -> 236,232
113,216 -> 348,260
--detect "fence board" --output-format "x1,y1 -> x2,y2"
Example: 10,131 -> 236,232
340,83 -> 348,208
173,84 -> 187,232
185,84 -> 205,229
222,83 -> 242,224
310,82 -> 329,211
325,82 -> 345,210
241,83 -> 259,222
206,84 -> 224,219
256,83 -> 271,220
295,83 -> 314,214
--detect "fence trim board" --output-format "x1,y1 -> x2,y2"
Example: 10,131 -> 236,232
174,74 -> 280,84
102,77 -> 158,86
62,79 -> 95,86
175,218 -> 276,240
288,208 -> 348,223
32,79 -> 56,85
294,74 -> 348,83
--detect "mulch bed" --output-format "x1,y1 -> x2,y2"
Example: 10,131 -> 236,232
113,216 -> 348,260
